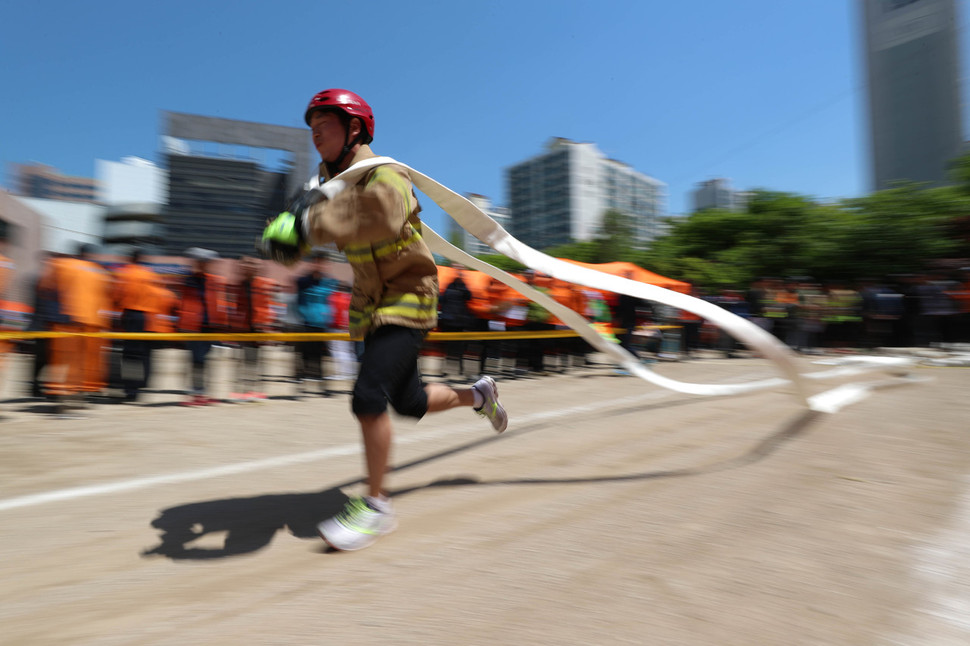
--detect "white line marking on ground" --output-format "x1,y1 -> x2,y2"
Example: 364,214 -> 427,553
0,391 -> 668,513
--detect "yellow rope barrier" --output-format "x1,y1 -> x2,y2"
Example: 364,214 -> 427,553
0,326 -> 681,342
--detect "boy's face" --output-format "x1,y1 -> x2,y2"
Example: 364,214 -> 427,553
310,111 -> 347,163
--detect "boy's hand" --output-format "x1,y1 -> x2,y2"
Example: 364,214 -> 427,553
260,211 -> 308,266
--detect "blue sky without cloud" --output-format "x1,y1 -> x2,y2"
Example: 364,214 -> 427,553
2,0 -> 968,234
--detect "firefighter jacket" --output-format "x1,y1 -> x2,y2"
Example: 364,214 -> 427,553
305,145 -> 438,341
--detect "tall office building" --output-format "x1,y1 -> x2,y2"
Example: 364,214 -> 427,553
506,138 -> 665,250
161,112 -> 311,258
862,0 -> 964,189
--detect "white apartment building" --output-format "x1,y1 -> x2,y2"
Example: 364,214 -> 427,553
690,178 -> 748,212
506,138 -> 665,250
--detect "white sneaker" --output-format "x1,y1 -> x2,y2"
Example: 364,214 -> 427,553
473,375 -> 508,433
318,497 -> 398,551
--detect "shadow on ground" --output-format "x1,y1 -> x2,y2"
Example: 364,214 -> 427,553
141,404 -> 820,561
142,488 -> 350,560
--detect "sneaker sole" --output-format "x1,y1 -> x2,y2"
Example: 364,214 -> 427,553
318,518 -> 398,552
319,527 -> 395,552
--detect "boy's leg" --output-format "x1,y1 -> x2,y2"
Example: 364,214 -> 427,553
321,326 -> 507,551
424,381 -> 476,410
320,327 -> 417,550
425,378 -> 508,433
358,412 -> 392,497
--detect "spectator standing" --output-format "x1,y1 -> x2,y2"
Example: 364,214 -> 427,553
0,233 -> 13,403
327,282 -> 357,381
765,279 -> 798,343
478,277 -> 511,377
177,248 -> 228,406
746,277 -> 771,333
716,289 -> 750,357
859,278 -> 902,348
678,285 -> 704,358
26,253 -> 60,398
914,273 -> 955,347
438,268 -> 474,377
945,268 -> 970,342
548,277 -> 586,371
522,270 -> 553,375
229,255 -> 276,402
788,279 -> 826,354
112,249 -> 161,402
46,244 -> 111,413
296,254 -> 337,394
614,271 -> 641,357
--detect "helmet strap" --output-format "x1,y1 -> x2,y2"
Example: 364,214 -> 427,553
326,117 -> 363,176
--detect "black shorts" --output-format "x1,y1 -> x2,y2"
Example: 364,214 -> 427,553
351,325 -> 429,419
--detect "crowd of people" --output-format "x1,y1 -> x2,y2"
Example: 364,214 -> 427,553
3,243 -> 969,415
10,244 -> 338,413
9,245 -> 276,410
690,273 -> 970,357
4,249 -> 962,412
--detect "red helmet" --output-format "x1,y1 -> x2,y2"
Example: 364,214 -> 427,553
304,89 -> 374,142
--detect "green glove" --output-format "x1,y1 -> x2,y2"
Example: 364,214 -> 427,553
260,211 -> 309,266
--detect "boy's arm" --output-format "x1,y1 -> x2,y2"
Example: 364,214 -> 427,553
261,164 -> 416,265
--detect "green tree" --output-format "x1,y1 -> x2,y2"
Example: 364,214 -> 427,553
593,208 -> 638,263
542,240 -> 599,262
839,184 -> 962,276
641,191 -> 827,289
473,253 -> 527,273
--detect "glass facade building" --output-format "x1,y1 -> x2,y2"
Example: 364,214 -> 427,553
862,0 -> 964,189
161,112 -> 311,259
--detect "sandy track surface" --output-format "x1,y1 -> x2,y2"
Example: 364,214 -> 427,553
1,352 -> 968,645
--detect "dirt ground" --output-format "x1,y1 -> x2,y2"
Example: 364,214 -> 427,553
0,348 -> 968,645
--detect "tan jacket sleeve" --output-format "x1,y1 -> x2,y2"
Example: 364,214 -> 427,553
305,165 -> 418,248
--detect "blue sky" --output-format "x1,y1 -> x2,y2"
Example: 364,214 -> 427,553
2,1 -> 967,234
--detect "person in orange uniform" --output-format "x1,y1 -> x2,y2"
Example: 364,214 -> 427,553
148,275 -> 179,336
47,243 -> 111,411
177,248 -> 229,406
678,284 -> 704,358
548,276 -> 587,370
481,276 -> 526,377
0,231 -> 14,398
228,255 -> 276,401
112,248 -> 160,402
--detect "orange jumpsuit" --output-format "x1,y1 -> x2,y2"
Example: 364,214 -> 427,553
48,256 -> 110,396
